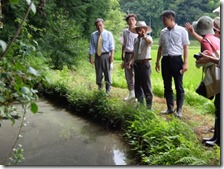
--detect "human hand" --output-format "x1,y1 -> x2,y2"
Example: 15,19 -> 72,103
90,58 -> 94,65
155,63 -> 160,72
180,62 -> 188,74
126,60 -> 133,69
196,51 -> 214,64
185,22 -> 194,35
110,62 -> 113,70
109,56 -> 114,63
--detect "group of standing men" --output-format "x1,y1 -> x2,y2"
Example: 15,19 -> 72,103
89,9 -> 220,146
89,10 -> 189,116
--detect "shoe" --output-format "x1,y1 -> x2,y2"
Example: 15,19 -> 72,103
205,140 -> 217,146
175,112 -> 182,118
175,113 -> 183,118
106,91 -> 110,97
123,90 -> 135,101
161,110 -> 174,114
123,96 -> 129,101
202,137 -> 216,142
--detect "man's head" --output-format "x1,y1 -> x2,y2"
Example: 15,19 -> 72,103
125,13 -> 137,27
161,10 -> 176,28
95,18 -> 104,33
130,21 -> 152,37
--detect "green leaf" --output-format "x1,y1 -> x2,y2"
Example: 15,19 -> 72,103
27,66 -> 38,76
30,102 -> 38,113
9,0 -> 19,4
0,40 -> 7,51
0,96 -> 6,102
21,87 -> 30,95
26,0 -> 36,14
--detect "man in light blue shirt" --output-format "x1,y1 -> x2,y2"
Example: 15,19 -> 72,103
89,18 -> 115,95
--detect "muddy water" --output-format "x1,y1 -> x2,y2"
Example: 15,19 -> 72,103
0,99 -> 131,166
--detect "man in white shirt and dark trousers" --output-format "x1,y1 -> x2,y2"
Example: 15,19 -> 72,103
155,10 -> 190,118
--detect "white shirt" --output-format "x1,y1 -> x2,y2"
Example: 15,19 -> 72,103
133,35 -> 153,61
158,24 -> 190,56
121,28 -> 138,52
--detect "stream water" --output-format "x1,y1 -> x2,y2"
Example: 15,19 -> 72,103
0,98 -> 131,166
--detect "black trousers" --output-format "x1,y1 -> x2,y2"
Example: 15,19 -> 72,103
214,93 -> 220,144
161,56 -> 184,111
134,61 -> 153,101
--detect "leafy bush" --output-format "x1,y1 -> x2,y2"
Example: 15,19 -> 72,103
40,9 -> 88,70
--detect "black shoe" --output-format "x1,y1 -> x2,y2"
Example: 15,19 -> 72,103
161,110 -> 174,114
205,140 -> 217,146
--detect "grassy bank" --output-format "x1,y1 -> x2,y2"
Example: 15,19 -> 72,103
34,49 -> 220,165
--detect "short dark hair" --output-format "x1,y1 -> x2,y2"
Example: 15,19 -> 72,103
125,13 -> 137,22
161,10 -> 176,19
95,18 -> 104,25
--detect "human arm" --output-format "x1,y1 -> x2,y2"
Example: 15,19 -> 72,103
197,50 -> 219,65
121,45 -> 125,61
143,33 -> 153,45
185,22 -> 203,42
109,50 -> 114,63
121,32 -> 125,61
180,44 -> 189,74
89,54 -> 94,65
89,33 -> 96,65
155,46 -> 162,72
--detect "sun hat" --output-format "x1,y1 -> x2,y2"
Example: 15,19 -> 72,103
130,21 -> 152,34
213,17 -> 220,32
192,16 -> 214,36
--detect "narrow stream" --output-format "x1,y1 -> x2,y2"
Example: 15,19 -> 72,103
0,99 -> 132,165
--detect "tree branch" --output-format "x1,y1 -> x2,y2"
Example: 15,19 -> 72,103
0,1 -> 33,60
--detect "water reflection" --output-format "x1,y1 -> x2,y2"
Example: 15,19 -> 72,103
113,148 -> 127,165
0,99 -> 131,165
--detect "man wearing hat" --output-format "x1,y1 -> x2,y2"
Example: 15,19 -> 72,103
130,21 -> 153,110
89,18 -> 115,95
155,10 -> 190,118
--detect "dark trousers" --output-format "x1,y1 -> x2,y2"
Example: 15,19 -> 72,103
214,93 -> 220,145
95,53 -> 111,86
124,53 -> 134,91
134,61 -> 153,104
161,56 -> 184,111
